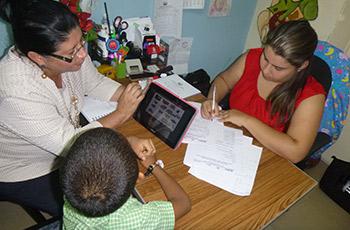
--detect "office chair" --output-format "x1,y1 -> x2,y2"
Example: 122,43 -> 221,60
21,205 -> 48,223
25,216 -> 61,230
295,54 -> 333,169
297,40 -> 350,169
0,198 -> 48,224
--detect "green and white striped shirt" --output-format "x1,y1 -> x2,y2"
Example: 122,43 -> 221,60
63,196 -> 175,229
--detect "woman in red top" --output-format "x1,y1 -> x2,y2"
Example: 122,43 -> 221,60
201,21 -> 326,163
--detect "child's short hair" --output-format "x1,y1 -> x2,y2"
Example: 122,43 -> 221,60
60,127 -> 139,217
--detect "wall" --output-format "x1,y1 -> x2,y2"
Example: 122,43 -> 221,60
327,0 -> 350,55
244,0 -> 346,49
92,0 -> 257,78
244,0 -> 350,164
0,20 -> 12,58
0,0 -> 257,79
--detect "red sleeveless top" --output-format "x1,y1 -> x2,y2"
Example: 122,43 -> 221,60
229,48 -> 325,132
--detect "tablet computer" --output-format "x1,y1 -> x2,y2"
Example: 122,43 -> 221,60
133,82 -> 197,149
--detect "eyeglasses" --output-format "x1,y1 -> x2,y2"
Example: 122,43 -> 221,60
48,39 -> 86,63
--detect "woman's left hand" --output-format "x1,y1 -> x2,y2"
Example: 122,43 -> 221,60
127,136 -> 156,160
217,109 -> 249,127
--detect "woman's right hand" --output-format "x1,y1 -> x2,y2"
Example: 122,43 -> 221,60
116,82 -> 144,119
201,99 -> 220,119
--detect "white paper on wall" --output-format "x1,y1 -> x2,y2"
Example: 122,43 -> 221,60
184,0 -> 205,9
208,0 -> 232,17
154,0 -> 184,38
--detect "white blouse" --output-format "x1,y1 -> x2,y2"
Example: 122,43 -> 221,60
0,47 -> 121,182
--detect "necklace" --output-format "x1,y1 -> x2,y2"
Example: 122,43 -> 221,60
37,62 -> 80,128
64,77 -> 81,128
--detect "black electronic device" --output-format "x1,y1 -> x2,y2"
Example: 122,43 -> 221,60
133,82 -> 197,149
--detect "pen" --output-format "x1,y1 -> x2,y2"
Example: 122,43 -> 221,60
211,85 -> 216,112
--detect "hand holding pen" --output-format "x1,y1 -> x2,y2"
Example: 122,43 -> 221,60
200,85 -> 221,120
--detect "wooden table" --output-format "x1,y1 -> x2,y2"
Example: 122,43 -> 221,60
117,114 -> 317,229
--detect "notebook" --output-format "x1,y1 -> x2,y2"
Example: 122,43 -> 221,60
81,96 -> 117,123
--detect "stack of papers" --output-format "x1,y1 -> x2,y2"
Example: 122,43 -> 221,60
153,74 -> 201,99
183,102 -> 262,196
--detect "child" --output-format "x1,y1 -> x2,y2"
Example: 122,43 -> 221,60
60,127 -> 191,229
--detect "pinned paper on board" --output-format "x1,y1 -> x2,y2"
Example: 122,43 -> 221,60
184,0 -> 205,9
154,0 -> 184,38
208,0 -> 232,17
160,37 -> 193,74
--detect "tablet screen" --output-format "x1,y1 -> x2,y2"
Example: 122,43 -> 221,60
133,82 -> 197,149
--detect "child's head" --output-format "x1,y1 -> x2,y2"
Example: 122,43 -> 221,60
60,127 -> 139,217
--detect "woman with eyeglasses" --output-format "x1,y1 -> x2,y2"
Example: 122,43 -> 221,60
0,0 -> 155,217
201,21 -> 326,165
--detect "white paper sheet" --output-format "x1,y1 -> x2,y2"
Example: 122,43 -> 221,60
187,143 -> 262,196
183,102 -> 224,144
184,126 -> 253,167
81,96 -> 117,122
166,37 -> 193,74
153,74 -> 200,99
183,102 -> 249,146
124,17 -> 154,43
184,0 -> 205,9
154,0 -> 184,38
183,104 -> 262,196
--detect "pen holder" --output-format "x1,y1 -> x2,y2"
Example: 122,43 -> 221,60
115,62 -> 127,79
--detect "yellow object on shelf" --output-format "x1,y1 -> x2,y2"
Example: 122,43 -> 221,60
97,64 -> 116,80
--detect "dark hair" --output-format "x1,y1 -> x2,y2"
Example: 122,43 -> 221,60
0,0 -> 79,56
263,20 -> 318,127
60,128 -> 139,217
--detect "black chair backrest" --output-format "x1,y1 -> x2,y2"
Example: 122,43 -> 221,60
297,55 -> 333,170
308,55 -> 332,95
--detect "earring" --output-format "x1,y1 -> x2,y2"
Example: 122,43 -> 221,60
40,65 -> 48,79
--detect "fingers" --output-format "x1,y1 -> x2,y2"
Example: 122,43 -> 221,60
211,104 -> 221,117
117,83 -> 144,116
133,139 -> 156,163
200,108 -> 210,119
142,139 -> 156,156
148,139 -> 156,154
203,103 -> 221,119
124,82 -> 144,99
201,100 -> 214,119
